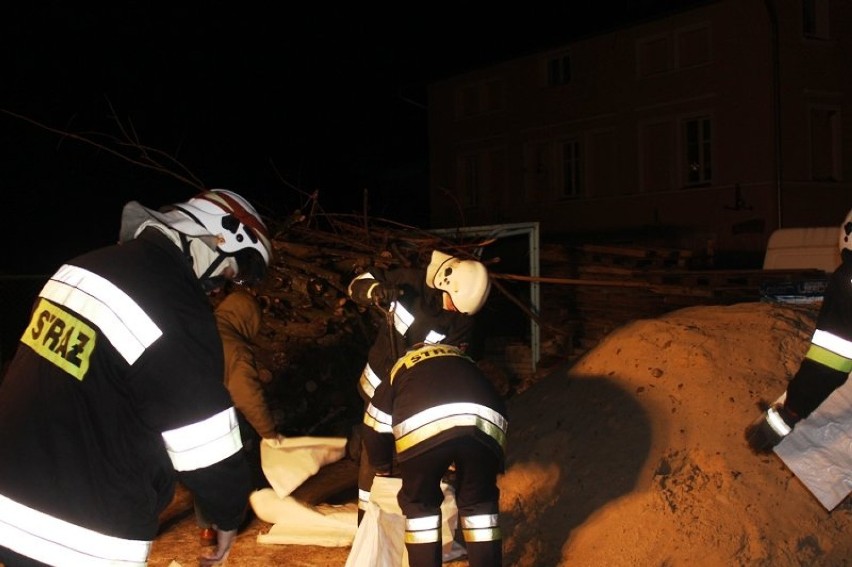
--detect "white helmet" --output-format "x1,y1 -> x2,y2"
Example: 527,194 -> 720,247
839,208 -> 852,252
425,250 -> 491,315
122,189 -> 272,285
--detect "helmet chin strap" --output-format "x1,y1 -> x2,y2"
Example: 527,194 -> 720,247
179,233 -> 232,292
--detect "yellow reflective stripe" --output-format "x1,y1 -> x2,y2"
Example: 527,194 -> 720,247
394,403 -> 507,454
389,344 -> 467,384
0,493 -> 150,566
405,515 -> 441,544
363,403 -> 393,434
162,407 -> 242,471
347,271 -> 376,296
804,343 -> 852,373
41,265 -> 162,365
393,302 -> 414,335
462,526 -> 502,543
359,364 -> 381,399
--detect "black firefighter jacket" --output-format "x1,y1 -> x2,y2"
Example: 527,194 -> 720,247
0,228 -> 251,566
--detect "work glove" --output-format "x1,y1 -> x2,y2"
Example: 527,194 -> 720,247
371,283 -> 403,307
744,403 -> 799,455
262,434 -> 288,449
198,526 -> 237,567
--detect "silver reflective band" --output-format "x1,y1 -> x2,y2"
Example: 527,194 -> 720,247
358,489 -> 371,511
0,493 -> 150,567
363,403 -> 393,434
423,330 -> 447,344
162,407 -> 242,471
405,514 -> 441,544
41,264 -> 162,365
766,407 -> 792,437
811,329 -> 852,358
394,402 -> 508,439
359,364 -> 381,399
393,302 -> 414,335
461,513 -> 502,542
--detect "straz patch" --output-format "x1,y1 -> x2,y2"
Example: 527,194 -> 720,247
21,298 -> 96,380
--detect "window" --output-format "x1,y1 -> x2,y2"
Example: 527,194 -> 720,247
559,139 -> 582,198
803,0 -> 830,39
637,35 -> 671,77
810,106 -> 841,181
587,130 -> 616,197
454,79 -> 506,118
684,116 -> 712,185
523,141 -> 553,200
676,25 -> 711,68
547,53 -> 571,86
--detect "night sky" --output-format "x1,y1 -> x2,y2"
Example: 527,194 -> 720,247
1,2 -> 694,274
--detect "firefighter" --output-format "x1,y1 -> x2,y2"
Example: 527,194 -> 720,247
745,207 -> 852,454
0,189 -> 272,567
347,250 -> 491,522
362,343 -> 507,567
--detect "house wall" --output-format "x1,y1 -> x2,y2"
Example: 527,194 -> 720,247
427,0 -> 851,263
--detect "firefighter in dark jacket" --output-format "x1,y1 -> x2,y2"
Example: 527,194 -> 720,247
746,207 -> 852,454
0,189 -> 272,567
362,343 -> 507,567
347,250 -> 491,522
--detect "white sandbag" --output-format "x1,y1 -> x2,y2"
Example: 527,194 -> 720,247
260,436 -> 347,499
345,476 -> 467,566
250,489 -> 357,547
775,376 -> 852,510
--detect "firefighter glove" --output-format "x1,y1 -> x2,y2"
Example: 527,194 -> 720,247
372,284 -> 402,307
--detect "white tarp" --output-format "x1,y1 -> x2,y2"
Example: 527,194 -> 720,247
774,377 -> 852,511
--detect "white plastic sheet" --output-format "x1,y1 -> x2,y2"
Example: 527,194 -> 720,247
775,376 -> 852,511
251,489 -> 357,546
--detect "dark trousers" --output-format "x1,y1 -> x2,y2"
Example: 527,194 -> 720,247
397,436 -> 502,567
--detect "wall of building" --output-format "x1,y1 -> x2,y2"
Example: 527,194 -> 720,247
427,0 -> 851,263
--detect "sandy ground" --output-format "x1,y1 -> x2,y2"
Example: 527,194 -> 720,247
148,301 -> 852,566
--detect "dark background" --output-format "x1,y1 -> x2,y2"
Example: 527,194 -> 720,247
1,1 -> 695,275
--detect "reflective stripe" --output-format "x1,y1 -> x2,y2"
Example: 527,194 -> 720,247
363,403 -> 393,434
804,343 -> 852,373
811,329 -> 852,358
358,489 -> 371,511
394,402 -> 507,454
423,330 -> 446,344
161,407 -> 242,471
461,513 -> 502,543
392,302 -> 414,335
766,407 -> 792,437
347,271 -> 376,297
405,515 -> 441,544
0,493 -> 150,567
40,265 -> 162,365
359,364 -> 381,400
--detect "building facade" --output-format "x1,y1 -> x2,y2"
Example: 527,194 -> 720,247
427,0 -> 851,264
